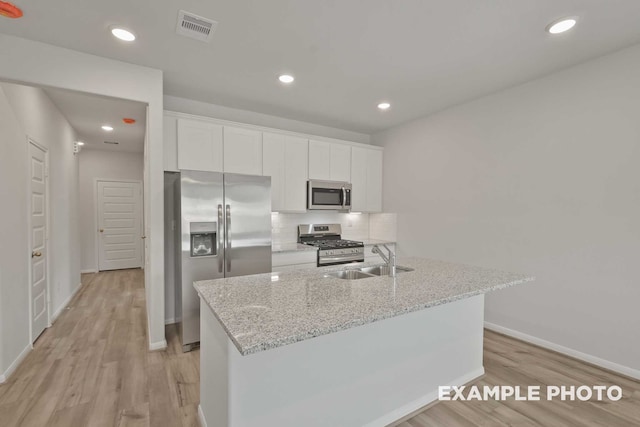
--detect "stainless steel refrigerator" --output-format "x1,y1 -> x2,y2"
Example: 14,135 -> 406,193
171,170 -> 271,352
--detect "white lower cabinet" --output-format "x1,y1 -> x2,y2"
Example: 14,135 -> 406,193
272,251 -> 317,272
263,133 -> 308,212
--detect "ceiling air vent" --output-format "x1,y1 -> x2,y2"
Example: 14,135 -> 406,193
104,141 -> 119,145
176,10 -> 218,43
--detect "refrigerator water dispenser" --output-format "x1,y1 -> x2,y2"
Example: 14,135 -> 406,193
190,222 -> 217,257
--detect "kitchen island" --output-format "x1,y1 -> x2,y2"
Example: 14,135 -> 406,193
194,258 -> 533,427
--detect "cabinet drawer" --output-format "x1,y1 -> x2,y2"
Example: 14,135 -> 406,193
272,250 -> 317,267
272,262 -> 318,272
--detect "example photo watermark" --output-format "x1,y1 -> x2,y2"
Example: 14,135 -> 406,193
438,385 -> 623,402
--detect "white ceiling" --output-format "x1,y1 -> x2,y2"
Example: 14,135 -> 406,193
2,1 -> 640,134
45,88 -> 146,152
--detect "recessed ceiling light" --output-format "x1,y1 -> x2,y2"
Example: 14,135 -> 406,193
0,1 -> 23,18
279,74 -> 294,84
547,18 -> 577,34
377,102 -> 391,110
110,27 -> 136,42
101,125 -> 114,132
77,141 -> 85,146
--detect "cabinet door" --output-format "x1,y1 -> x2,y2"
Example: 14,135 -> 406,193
177,119 -> 223,172
163,114 -> 178,172
350,147 -> 368,212
366,149 -> 383,212
309,140 -> 351,182
263,133 -> 308,212
263,133 -> 285,211
330,144 -> 351,182
224,126 -> 263,175
308,140 -> 331,180
350,146 -> 383,212
283,136 -> 308,211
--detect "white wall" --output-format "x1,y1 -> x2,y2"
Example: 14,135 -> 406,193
78,150 -> 144,272
164,95 -> 371,144
0,85 -> 31,379
0,34 -> 166,350
373,44 -> 640,376
0,82 -> 80,380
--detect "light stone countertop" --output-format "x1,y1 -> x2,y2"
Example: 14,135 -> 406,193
194,257 -> 534,356
361,239 -> 396,246
271,243 -> 318,253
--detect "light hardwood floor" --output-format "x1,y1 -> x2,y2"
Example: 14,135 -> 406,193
0,269 -> 199,427
0,269 -> 638,426
395,331 -> 640,427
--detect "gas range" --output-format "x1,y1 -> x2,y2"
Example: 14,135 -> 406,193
298,224 -> 365,266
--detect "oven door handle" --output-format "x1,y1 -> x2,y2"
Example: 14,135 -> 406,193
319,254 -> 364,263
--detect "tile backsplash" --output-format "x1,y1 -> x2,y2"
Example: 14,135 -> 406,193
272,212 -> 397,245
369,213 -> 397,242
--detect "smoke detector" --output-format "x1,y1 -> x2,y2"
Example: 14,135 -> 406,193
176,10 -> 218,42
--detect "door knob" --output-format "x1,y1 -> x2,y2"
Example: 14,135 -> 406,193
99,229 -> 104,233
32,251 -> 42,258
141,235 -> 146,239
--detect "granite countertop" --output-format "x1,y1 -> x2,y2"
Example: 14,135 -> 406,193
361,239 -> 396,246
271,243 -> 318,253
194,257 -> 534,356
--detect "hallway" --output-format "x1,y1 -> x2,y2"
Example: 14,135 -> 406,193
0,270 -> 199,427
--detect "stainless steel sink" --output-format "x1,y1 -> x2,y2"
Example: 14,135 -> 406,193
325,265 -> 414,280
325,270 -> 376,280
359,265 -> 414,276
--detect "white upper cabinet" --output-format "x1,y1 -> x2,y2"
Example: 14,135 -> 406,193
163,114 -> 178,172
308,140 -> 351,182
177,118 -> 223,172
263,132 -> 308,212
167,112 -> 383,213
223,126 -> 263,175
351,146 -> 383,212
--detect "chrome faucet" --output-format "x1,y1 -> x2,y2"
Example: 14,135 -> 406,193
371,244 -> 396,277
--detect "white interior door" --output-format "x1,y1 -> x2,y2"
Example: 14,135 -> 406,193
29,142 -> 48,341
97,180 -> 143,271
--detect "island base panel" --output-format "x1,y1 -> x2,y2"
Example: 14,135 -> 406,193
200,295 -> 485,427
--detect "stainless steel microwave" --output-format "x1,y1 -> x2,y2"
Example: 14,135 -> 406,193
307,180 -> 352,211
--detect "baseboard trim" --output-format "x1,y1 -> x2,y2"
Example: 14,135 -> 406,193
165,317 -> 176,325
0,344 -> 32,384
149,339 -> 167,351
50,282 -> 83,325
80,269 -> 97,274
484,322 -> 640,381
367,367 -> 485,427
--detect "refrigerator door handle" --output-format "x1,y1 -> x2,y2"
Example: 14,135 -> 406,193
217,204 -> 223,273
226,204 -> 231,273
